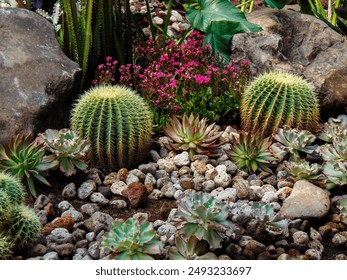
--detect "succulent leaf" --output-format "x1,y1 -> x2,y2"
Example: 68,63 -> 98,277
323,162 -> 347,190
164,113 -> 223,158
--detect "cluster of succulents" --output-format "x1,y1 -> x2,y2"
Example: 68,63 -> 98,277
227,132 -> 276,173
37,128 -> 90,176
0,133 -> 55,197
101,218 -> 163,260
163,113 -> 223,158
172,192 -> 240,249
271,115 -> 347,190
0,172 -> 41,259
70,85 -> 153,171
0,129 -> 89,197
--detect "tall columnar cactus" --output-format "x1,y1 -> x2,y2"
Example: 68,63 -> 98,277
241,71 -> 320,137
70,85 -> 153,171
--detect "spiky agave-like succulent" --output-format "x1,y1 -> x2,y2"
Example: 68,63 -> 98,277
163,113 -> 223,158
240,71 -> 320,137
319,114 -> 347,143
227,132 -> 276,173
168,234 -> 218,260
101,218 -> 163,260
273,127 -> 317,160
37,128 -> 89,176
323,161 -> 347,190
173,192 -> 240,249
70,85 -> 152,171
252,202 -> 289,235
0,133 -> 56,197
286,160 -> 325,183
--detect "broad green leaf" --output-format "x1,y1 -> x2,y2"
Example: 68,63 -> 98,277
264,0 -> 288,9
186,0 -> 262,35
204,33 -> 231,63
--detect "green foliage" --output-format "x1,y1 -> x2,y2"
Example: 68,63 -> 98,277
0,133 -> 56,198
173,192 -> 239,249
241,71 -> 320,137
37,128 -> 89,176
0,191 -> 11,224
182,0 -> 262,62
237,0 -> 288,13
5,204 -> 41,249
252,202 -> 289,235
163,113 -> 223,158
323,161 -> 347,190
70,85 -> 152,171
227,132 -> 276,173
273,127 -> 318,160
168,234 -> 218,260
0,233 -> 14,260
321,138 -> 347,162
101,218 -> 163,260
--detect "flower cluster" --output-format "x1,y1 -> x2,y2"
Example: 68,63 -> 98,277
93,31 -> 255,130
92,56 -> 118,86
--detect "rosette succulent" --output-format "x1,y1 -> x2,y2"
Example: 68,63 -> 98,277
337,199 -> 347,225
101,218 -> 163,260
173,192 -> 240,249
252,202 -> 289,235
320,137 -> 347,162
168,234 -> 217,260
0,133 -> 56,197
163,113 -> 223,158
273,127 -> 317,160
319,114 -> 347,143
227,132 -> 276,173
323,161 -> 347,190
286,160 -> 325,183
37,128 -> 89,176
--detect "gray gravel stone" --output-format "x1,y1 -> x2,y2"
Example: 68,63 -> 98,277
46,228 -> 73,244
144,173 -> 156,186
305,249 -> 321,260
293,231 -> 309,244
110,199 -> 127,209
202,180 -> 216,192
62,183 -> 77,198
261,191 -> 278,203
332,233 -> 347,246
88,241 -> 101,259
126,173 -> 140,185
90,192 -> 109,205
157,223 -> 177,239
110,180 -> 128,195
216,188 -> 237,203
150,150 -> 161,162
34,194 -> 50,209
138,163 -> 158,175
55,243 -> 75,257
86,232 -> 96,242
78,180 -> 96,200
62,209 -> 83,222
148,189 -> 164,200
309,227 -> 322,241
173,151 -> 190,166
161,183 -> 176,198
37,210 -> 47,226
233,179 -> 250,199
84,212 -> 114,232
43,252 -> 59,260
80,203 -> 100,216
57,200 -> 74,212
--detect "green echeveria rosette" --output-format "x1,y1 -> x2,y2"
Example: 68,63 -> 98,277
5,204 -> 42,249
241,71 -> 320,137
101,218 -> 163,260
174,192 -> 239,250
70,85 -> 153,171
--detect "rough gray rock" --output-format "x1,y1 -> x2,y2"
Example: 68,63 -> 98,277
84,212 -> 113,232
231,8 -> 347,116
46,228 -> 73,244
0,8 -> 81,145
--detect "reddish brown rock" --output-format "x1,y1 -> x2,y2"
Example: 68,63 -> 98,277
122,182 -> 148,208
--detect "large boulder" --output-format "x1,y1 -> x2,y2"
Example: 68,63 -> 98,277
231,7 -> 347,119
0,8 -> 82,145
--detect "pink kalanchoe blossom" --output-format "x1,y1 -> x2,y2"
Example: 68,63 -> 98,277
194,74 -> 211,85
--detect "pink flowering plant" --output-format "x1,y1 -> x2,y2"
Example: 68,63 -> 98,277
92,56 -> 118,86
93,31 -> 255,131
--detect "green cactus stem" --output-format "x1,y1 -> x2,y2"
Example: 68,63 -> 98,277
0,172 -> 26,206
70,85 -> 152,171
241,71 -> 320,137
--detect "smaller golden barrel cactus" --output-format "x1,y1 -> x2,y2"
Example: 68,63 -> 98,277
70,85 -> 152,171
241,71 -> 320,137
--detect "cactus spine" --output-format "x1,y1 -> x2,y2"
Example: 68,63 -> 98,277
70,85 -> 153,171
0,172 -> 26,205
0,233 -> 14,260
240,71 -> 320,137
